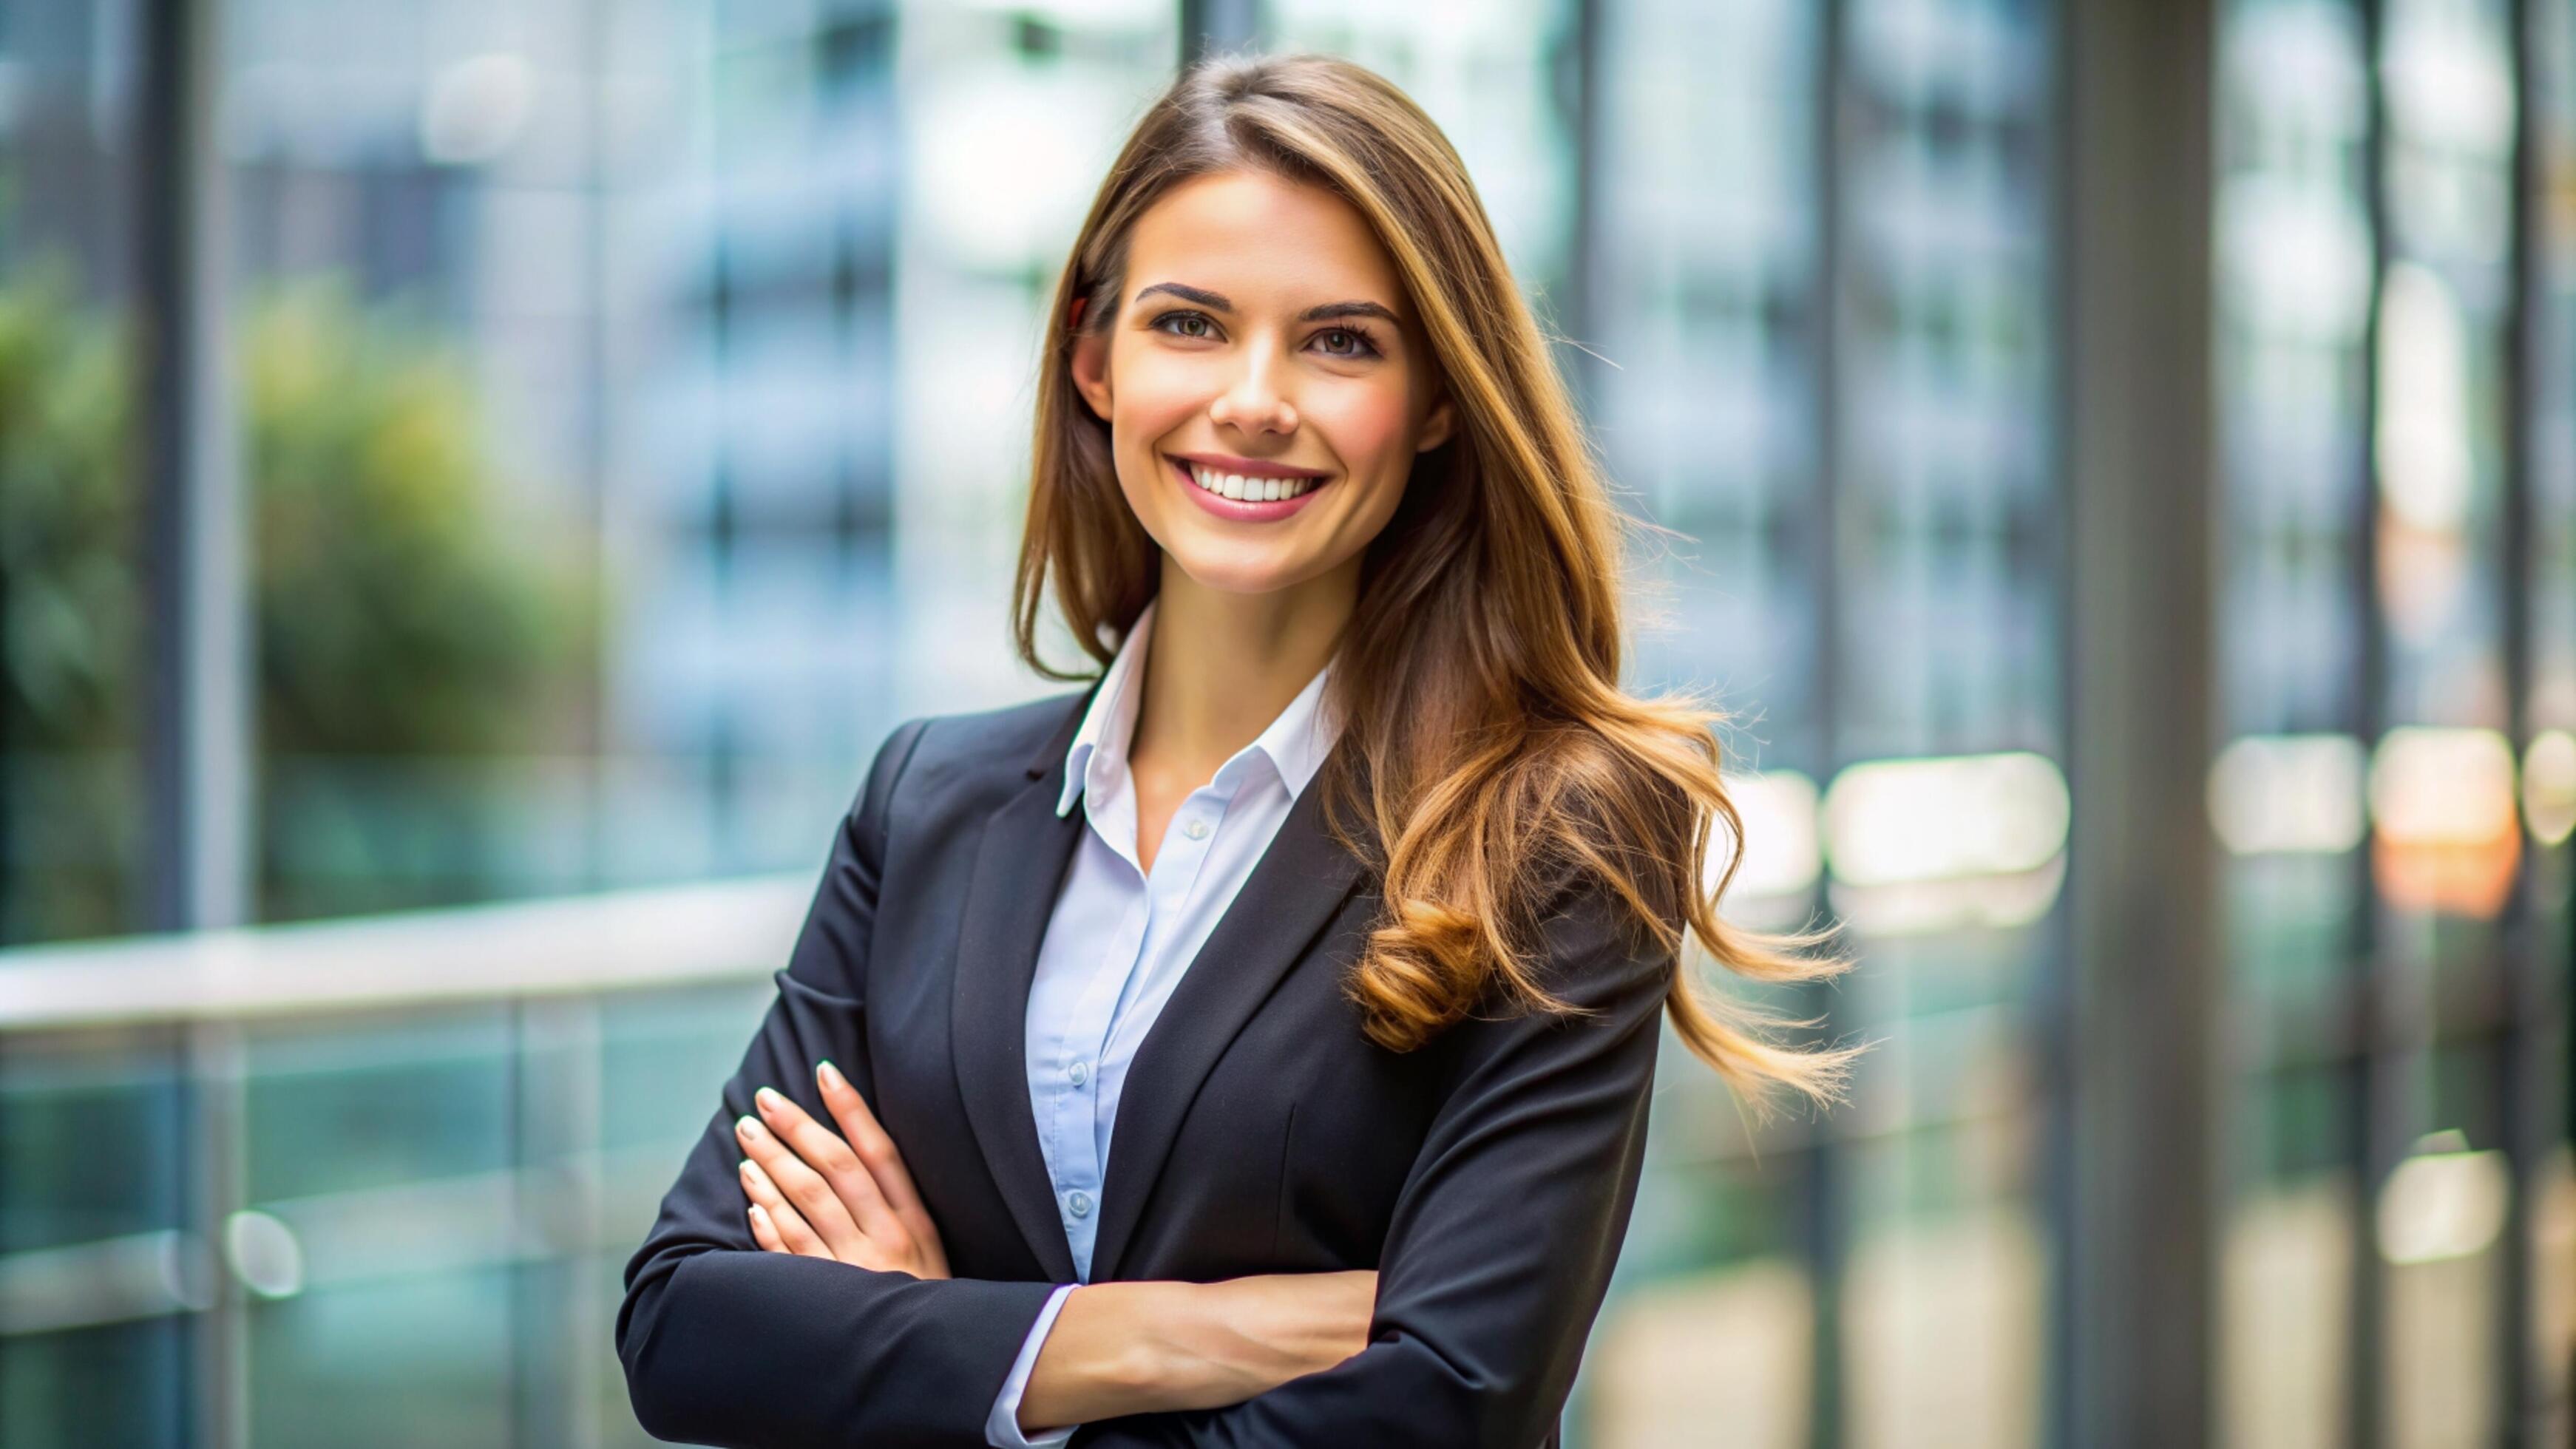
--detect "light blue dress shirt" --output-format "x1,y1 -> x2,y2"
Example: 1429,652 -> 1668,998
983,598 -> 1342,1448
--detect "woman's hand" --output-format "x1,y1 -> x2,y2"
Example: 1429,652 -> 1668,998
733,1059 -> 950,1280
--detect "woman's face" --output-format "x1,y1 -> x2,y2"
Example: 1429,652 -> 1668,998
1070,169 -> 1456,597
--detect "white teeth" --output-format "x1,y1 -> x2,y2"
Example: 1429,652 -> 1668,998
1185,461 -> 1320,503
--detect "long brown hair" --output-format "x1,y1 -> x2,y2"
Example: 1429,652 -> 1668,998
1012,51 -> 1857,1110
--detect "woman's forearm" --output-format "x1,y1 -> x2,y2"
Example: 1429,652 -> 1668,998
1017,1272 -> 1376,1432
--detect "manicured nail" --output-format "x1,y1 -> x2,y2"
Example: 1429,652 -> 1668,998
818,1060 -> 847,1093
756,1087 -> 783,1113
748,1203 -> 770,1225
738,1158 -> 756,1178
736,1114 -> 764,1141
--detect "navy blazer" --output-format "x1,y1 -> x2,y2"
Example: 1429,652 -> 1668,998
617,683 -> 1672,1448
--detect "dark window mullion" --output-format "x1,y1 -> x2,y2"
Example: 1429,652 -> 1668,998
2350,1 -> 2393,1443
1806,4 -> 1851,1445
2497,0 -> 2551,1433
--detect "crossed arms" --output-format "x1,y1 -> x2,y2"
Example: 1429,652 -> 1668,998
614,719 -> 1670,1446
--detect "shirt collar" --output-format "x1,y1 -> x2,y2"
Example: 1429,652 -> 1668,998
1056,597 -> 1341,818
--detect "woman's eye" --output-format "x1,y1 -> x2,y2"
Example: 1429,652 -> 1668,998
1156,311 -> 1216,339
1315,328 -> 1378,358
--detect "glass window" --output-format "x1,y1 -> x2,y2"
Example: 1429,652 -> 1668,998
0,0 -> 149,945
2211,2 -> 2375,1442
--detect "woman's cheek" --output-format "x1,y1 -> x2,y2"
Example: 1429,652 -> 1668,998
1310,384 -> 1412,489
1114,343 -> 1216,426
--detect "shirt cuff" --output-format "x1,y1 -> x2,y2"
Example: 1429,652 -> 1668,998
985,1282 -> 1081,1448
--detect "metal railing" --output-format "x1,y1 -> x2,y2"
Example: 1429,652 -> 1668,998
0,874 -> 813,1448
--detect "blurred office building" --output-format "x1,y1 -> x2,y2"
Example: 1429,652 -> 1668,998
1,0 -> 2570,1445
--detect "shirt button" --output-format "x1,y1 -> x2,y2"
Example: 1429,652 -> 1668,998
1068,1059 -> 1089,1086
1067,1190 -> 1092,1218
1183,818 -> 1210,841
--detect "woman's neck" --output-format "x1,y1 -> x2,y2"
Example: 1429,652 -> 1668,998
1131,555 -> 1355,784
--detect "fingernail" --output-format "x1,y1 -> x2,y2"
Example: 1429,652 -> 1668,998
756,1087 -> 782,1113
818,1060 -> 846,1093
749,1203 -> 770,1224
736,1114 -> 764,1141
738,1158 -> 756,1177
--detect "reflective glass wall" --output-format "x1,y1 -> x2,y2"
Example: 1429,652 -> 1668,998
1579,1 -> 2064,1445
2211,0 -> 2376,1439
1583,7 -> 1829,1445
2214,0 -> 2576,1444
1819,7 -> 2058,1444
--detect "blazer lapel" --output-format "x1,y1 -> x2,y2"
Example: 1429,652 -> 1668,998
949,687 -> 1094,1286
1087,759 -> 1369,1283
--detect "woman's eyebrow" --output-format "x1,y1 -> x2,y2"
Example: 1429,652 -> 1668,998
1132,282 -> 1401,327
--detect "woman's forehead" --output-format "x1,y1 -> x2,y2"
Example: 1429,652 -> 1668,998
1125,172 -> 1407,317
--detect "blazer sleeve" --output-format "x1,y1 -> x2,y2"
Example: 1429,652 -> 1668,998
616,716 -> 1063,1448
1067,872 -> 1672,1449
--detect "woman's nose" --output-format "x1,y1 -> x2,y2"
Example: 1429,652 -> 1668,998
1209,347 -> 1298,435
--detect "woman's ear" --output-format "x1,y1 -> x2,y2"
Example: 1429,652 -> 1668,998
1417,388 -> 1457,454
1069,299 -> 1114,423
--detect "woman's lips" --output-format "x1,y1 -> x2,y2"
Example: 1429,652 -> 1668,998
1167,455 -> 1331,522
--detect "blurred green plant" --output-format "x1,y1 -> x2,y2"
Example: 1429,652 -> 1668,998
0,258 -> 597,941
248,278 -> 592,758
0,257 -> 135,754
0,257 -> 143,941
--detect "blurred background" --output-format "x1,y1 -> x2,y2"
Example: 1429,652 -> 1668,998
0,0 -> 2568,1445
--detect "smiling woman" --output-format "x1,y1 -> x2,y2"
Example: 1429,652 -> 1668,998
617,50 -> 1858,1449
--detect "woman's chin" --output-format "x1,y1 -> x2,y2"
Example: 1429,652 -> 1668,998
1161,541 -> 1336,599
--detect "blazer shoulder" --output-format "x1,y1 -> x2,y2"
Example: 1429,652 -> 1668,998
886,685 -> 1091,815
